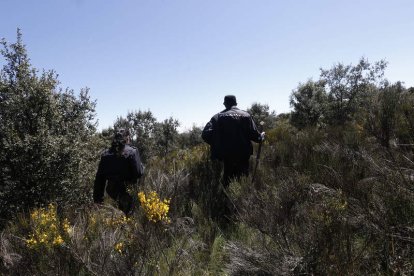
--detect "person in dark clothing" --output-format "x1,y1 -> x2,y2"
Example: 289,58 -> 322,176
202,95 -> 264,225
202,95 -> 265,186
93,128 -> 144,215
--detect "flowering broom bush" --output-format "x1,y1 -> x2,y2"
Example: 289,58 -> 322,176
25,203 -> 71,249
138,191 -> 171,223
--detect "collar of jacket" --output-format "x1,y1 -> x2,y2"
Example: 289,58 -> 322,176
222,106 -> 239,112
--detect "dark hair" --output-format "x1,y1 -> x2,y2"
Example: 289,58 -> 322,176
224,95 -> 237,107
111,128 -> 130,152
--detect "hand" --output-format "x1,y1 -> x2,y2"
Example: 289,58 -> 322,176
260,132 -> 266,141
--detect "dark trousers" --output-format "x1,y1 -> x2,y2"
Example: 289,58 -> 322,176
106,181 -> 134,215
222,157 -> 250,187
213,157 -> 249,226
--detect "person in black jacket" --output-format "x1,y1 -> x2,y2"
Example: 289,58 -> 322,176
93,128 -> 144,215
202,95 -> 264,187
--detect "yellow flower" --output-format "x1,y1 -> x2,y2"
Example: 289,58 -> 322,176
115,242 -> 124,254
26,203 -> 71,249
138,191 -> 171,223
53,235 -> 64,245
63,218 -> 73,236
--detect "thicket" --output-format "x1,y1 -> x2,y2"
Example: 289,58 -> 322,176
0,30 -> 100,226
1,33 -> 414,275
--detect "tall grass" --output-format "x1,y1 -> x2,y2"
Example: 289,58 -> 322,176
1,122 -> 414,275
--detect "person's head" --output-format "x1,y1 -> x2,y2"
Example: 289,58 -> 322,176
111,128 -> 130,152
223,95 -> 237,109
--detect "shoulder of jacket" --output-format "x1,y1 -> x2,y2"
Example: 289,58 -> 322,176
102,148 -> 110,155
128,145 -> 138,150
236,109 -> 251,117
220,107 -> 250,117
100,148 -> 112,157
213,112 -> 222,119
124,145 -> 139,155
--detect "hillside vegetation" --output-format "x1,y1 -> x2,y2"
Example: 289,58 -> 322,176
1,32 -> 414,275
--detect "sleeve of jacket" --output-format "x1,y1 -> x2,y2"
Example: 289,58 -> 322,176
248,117 -> 262,143
93,154 -> 106,203
202,117 -> 215,145
130,148 -> 144,180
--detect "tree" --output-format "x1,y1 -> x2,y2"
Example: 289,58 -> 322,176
247,103 -> 277,130
113,110 -> 158,162
397,86 -> 414,145
365,82 -> 403,148
320,58 -> 387,125
154,117 -> 180,156
177,125 -> 203,149
112,111 -> 180,160
0,30 -> 97,224
290,80 -> 327,129
364,82 -> 414,148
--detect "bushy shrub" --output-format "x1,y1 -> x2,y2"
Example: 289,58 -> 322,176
2,41 -> 414,275
0,31 -> 99,225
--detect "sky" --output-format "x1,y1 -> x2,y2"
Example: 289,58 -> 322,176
1,0 -> 414,131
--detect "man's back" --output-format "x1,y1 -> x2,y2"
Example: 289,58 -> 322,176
201,95 -> 264,225
94,144 -> 143,204
97,145 -> 142,183
217,107 -> 258,158
202,106 -> 261,160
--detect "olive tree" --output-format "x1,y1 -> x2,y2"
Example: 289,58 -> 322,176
290,80 -> 327,129
320,58 -> 387,125
113,112 -> 180,160
247,103 -> 277,130
113,110 -> 158,162
0,30 -> 98,224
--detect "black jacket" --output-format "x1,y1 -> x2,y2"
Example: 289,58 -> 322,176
202,106 -> 262,160
93,144 -> 144,203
